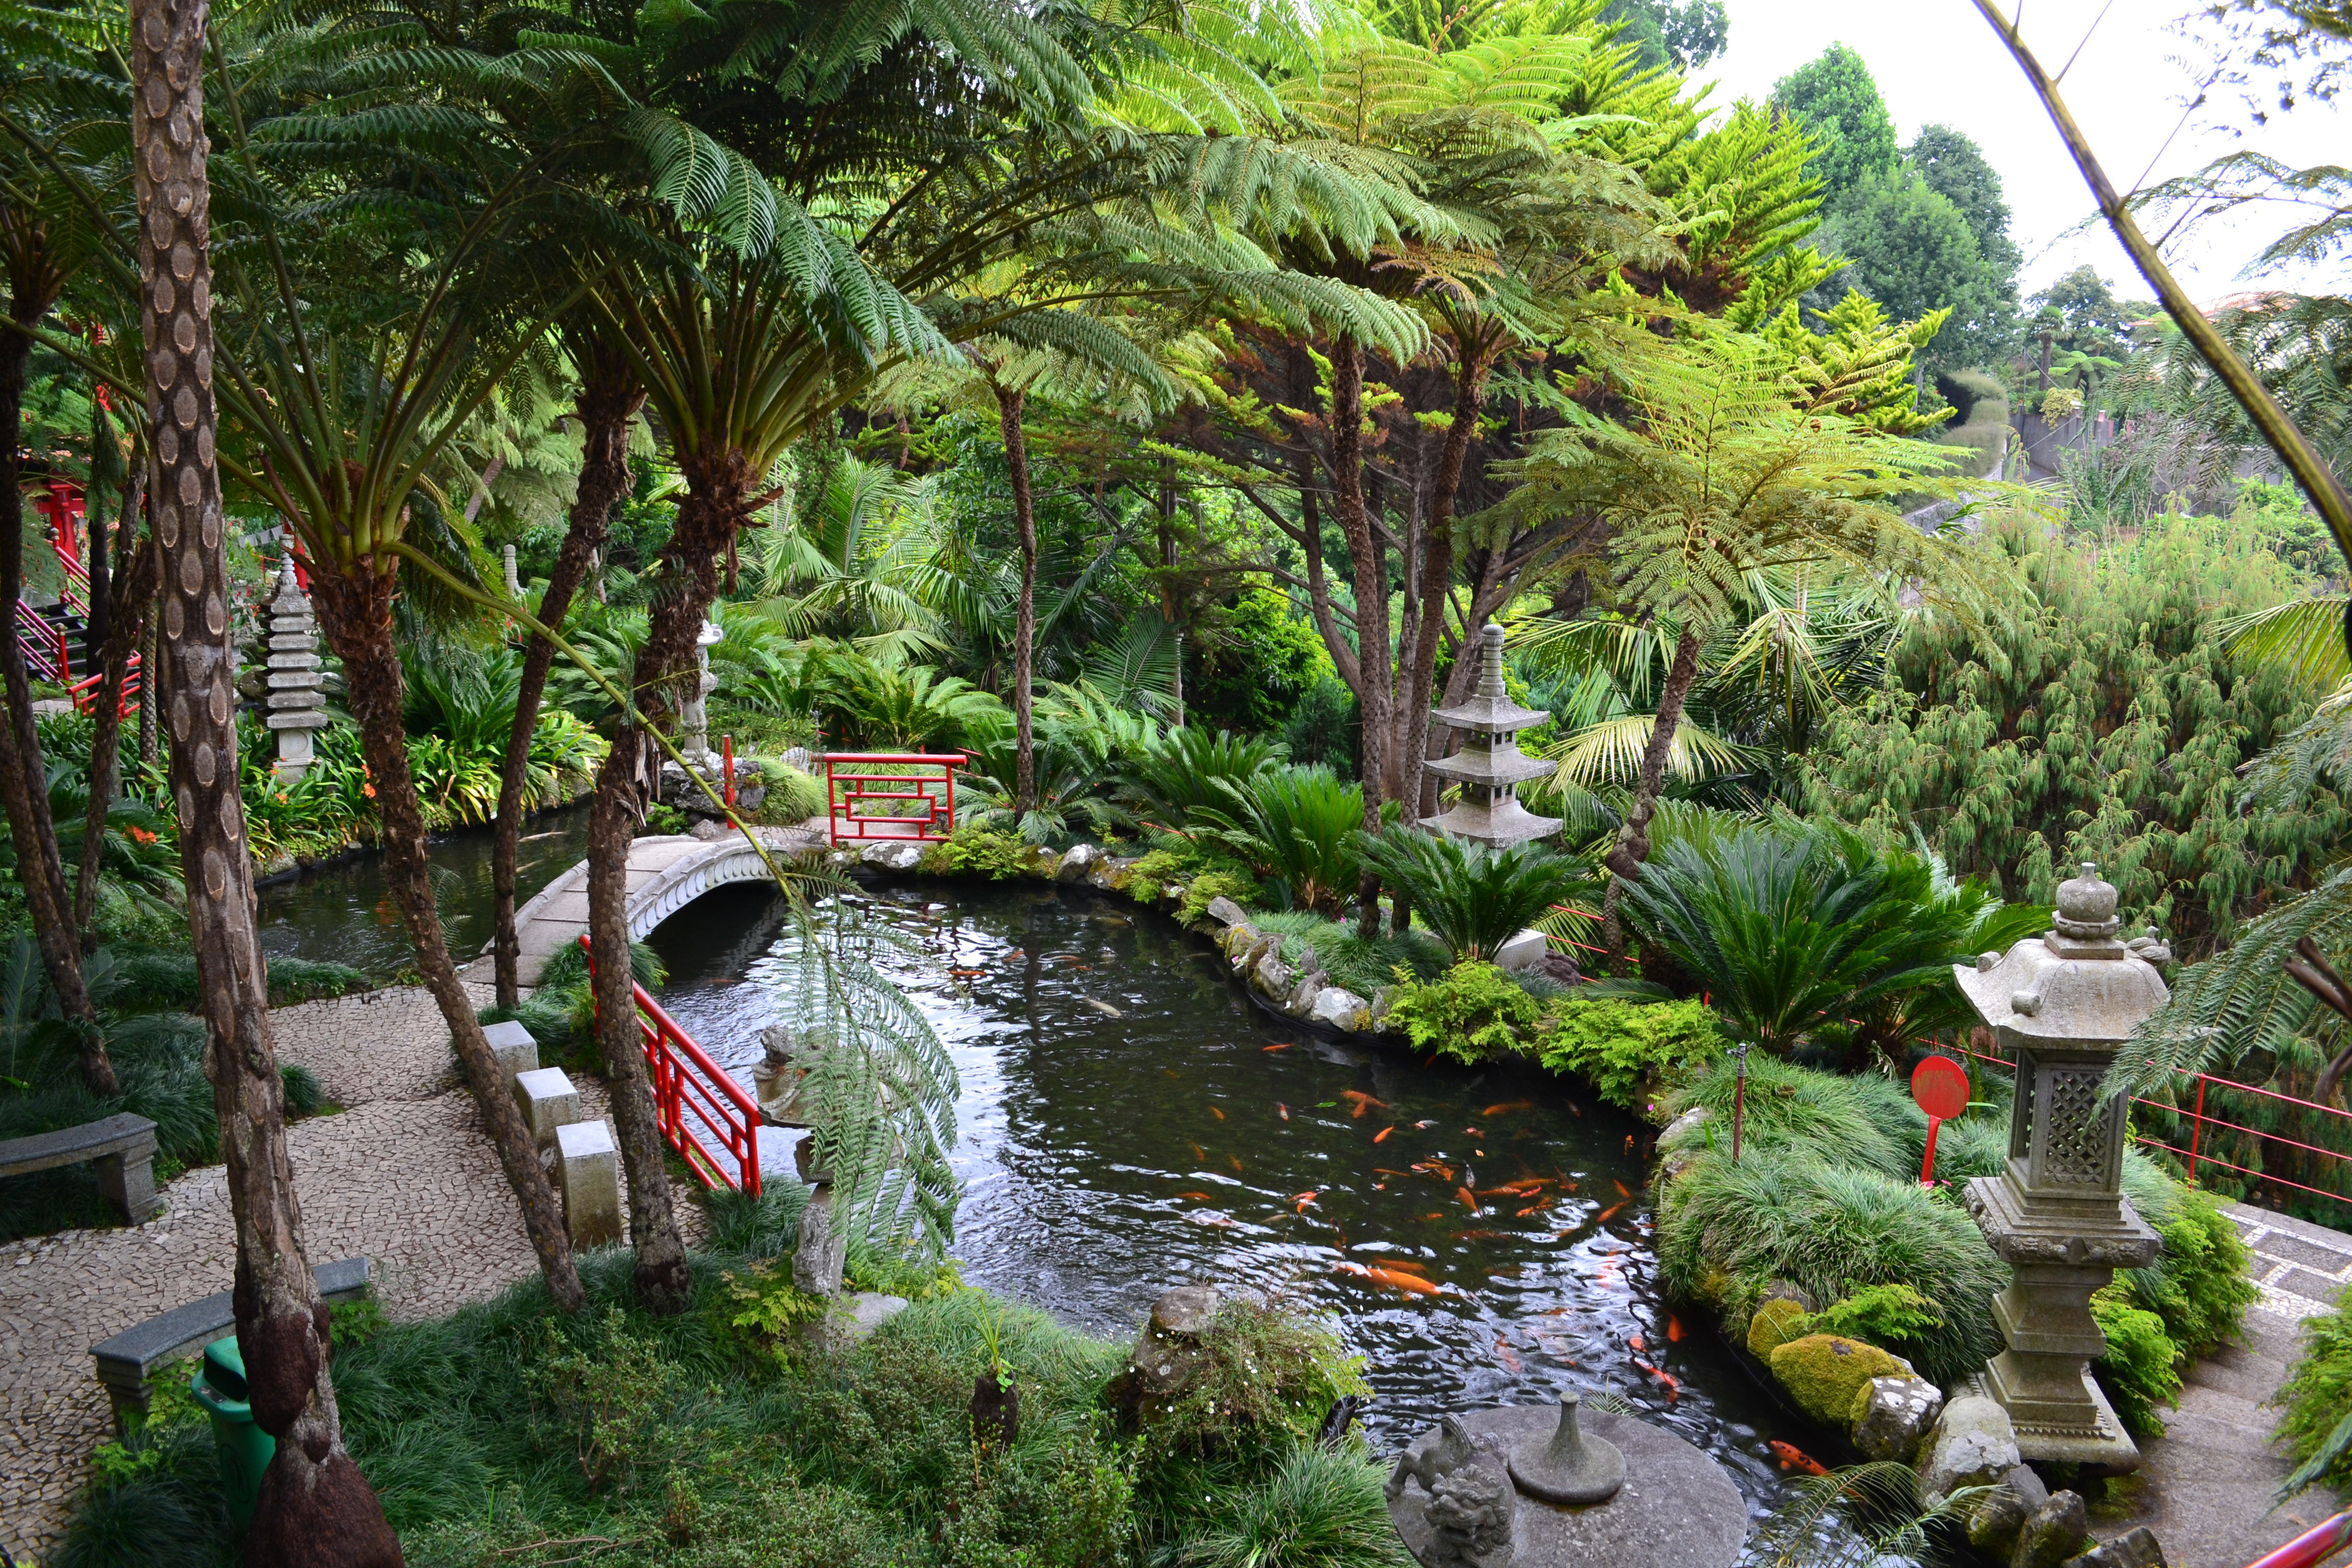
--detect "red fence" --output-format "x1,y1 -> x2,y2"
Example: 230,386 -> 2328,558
1953,1039 -> 2352,1215
825,752 -> 964,845
2246,1510 -> 2352,1568
579,936 -> 761,1194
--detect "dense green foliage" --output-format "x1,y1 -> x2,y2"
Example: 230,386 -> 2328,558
61,1218 -> 1394,1568
2273,1296 -> 2352,1500
1534,997 -> 1723,1110
1355,829 -> 1586,964
1803,513 -> 2340,957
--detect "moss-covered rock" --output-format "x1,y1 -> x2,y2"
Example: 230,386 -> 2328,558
1768,1333 -> 1905,1427
1747,1296 -> 1810,1359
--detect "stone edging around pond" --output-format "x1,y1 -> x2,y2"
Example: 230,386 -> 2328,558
831,838 -> 1404,1041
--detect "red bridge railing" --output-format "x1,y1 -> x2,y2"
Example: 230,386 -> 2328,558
825,752 -> 964,845
579,936 -> 761,1194
2246,1510 -> 2351,1568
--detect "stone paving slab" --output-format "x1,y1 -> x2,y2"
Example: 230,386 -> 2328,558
0,985 -> 654,1562
2230,1200 -> 2351,1321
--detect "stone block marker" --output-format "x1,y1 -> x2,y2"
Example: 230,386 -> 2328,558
1493,927 -> 1551,973
481,1019 -> 539,1092
555,1119 -> 622,1247
90,1256 -> 372,1432
512,1067 -> 581,1150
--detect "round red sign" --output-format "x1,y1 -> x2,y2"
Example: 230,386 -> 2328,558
1911,1055 -> 1971,1122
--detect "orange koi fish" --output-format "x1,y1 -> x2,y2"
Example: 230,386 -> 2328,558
1497,1341 -> 1522,1371
1230,1156 -> 1244,1172
1190,1143 -> 1206,1162
1666,1316 -> 1684,1343
1613,1180 -> 1631,1198
1420,1212 -> 1446,1222
1628,1333 -> 1645,1352
1293,1191 -> 1320,1212
1368,1267 -> 1444,1297
1482,1101 -> 1534,1117
1175,1191 -> 1211,1200
1263,1042 -> 1292,1051
1464,1126 -> 1485,1138
1374,1168 -> 1415,1178
1414,1119 -> 1438,1129
1594,1203 -> 1626,1224
1636,1361 -> 1681,1402
1769,1440 -> 1827,1476
950,968 -> 986,977
1210,1106 -> 1226,1120
1456,1187 -> 1478,1212
1375,1257 -> 1431,1275
1374,1125 -> 1394,1143
1564,1102 -> 1583,1118
1279,1104 -> 1290,1120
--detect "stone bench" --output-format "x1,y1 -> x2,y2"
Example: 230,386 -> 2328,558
0,1112 -> 161,1224
90,1256 -> 373,1432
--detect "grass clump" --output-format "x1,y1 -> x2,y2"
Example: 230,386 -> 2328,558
751,761 -> 826,825
1656,1142 -> 2008,1384
1659,1052 -> 1921,1180
917,825 -> 1031,880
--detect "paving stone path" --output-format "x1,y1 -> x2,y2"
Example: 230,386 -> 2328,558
0,985 -> 643,1561
2107,1203 -> 2349,1567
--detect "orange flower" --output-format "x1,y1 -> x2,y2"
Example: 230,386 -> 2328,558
361,782 -> 376,799
126,825 -> 157,844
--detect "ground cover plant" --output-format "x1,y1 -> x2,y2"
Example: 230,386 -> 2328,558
58,1199 -> 1400,1568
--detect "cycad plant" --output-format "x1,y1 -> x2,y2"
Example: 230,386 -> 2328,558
1356,827 -> 1588,964
1619,818 -> 2020,1058
1119,725 -> 1288,830
1193,765 -> 1366,917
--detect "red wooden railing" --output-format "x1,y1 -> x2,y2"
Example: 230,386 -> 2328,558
1952,1039 -> 2352,1214
579,936 -> 761,1194
2246,1511 -> 2352,1568
67,656 -> 141,718
14,600 -> 70,684
825,752 -> 964,844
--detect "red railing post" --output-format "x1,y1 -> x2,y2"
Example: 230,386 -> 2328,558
2188,1073 -> 2207,1188
2243,1510 -> 2352,1568
577,935 -> 761,1195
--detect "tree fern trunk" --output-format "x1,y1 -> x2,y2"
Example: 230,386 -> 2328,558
1328,339 -> 1390,939
998,384 -> 1037,816
313,571 -> 586,1316
76,477 -> 154,946
132,0 -> 403,1553
1601,627 -> 1700,963
491,364 -> 640,1008
0,236 -> 111,1092
1400,346 -> 1491,825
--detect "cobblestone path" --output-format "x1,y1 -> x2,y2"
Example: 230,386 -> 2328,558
0,986 -> 618,1560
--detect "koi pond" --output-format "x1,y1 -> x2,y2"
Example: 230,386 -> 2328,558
258,840 -> 1795,1516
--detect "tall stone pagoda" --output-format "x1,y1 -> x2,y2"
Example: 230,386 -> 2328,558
1422,621 -> 1560,847
1952,863 -> 2168,1470
261,558 -> 330,781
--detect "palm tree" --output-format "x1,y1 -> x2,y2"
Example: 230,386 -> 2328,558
127,0 -> 401,1555
1496,336 -> 2001,961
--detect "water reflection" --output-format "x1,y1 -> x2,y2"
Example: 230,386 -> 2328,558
645,878 -> 1794,1512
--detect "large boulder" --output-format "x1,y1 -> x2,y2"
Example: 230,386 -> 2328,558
1107,1284 -> 1223,1431
806,1291 -> 909,1355
2013,1492 -> 2090,1568
1086,855 -> 1131,892
1311,987 -> 1370,1032
1251,948 -> 1295,1002
1057,844 -> 1101,883
1369,985 -> 1400,1034
1970,1468 -> 2052,1559
2063,1528 -> 2167,1568
1919,1394 -> 2022,1507
1746,1297 -> 1810,1359
1766,1334 -> 1906,1427
1205,896 -> 1252,928
861,840 -> 923,872
1850,1375 -> 1944,1462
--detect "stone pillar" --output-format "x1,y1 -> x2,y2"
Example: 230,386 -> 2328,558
1953,864 -> 2167,1470
792,1133 -> 846,1301
503,543 -> 522,601
259,558 -> 330,781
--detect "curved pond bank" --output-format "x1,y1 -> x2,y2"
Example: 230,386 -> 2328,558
643,875 -> 1796,1514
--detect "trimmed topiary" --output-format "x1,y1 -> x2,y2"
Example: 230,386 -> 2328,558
1747,1297 -> 1809,1359
1767,1333 -> 1906,1427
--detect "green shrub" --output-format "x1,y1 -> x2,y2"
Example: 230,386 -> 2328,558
1807,1283 -> 1942,1356
1767,1333 -> 1905,1426
2091,1286 -> 2181,1437
1120,727 -> 1288,831
1181,870 -> 1262,926
1747,1297 -> 1809,1358
1657,1146 -> 2007,1383
752,762 -> 826,825
2118,1186 -> 2260,1358
641,803 -> 691,836
918,825 -> 1030,880
57,1378 -> 225,1568
1386,962 -> 1546,1063
1192,765 -> 1365,916
2273,1296 -> 2352,1498
1536,997 -> 1725,1110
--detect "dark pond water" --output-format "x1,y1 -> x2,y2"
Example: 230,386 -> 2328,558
253,808 -> 592,979
642,877 -> 1798,1514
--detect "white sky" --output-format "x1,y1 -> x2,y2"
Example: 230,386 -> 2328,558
1689,1 -> 2348,306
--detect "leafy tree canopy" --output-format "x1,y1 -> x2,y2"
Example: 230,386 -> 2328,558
1773,43 -> 1902,203
1824,170 -> 2016,373
1910,124 -> 2024,279
1601,0 -> 1729,71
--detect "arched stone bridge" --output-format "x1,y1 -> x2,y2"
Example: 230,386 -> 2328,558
469,825 -> 826,988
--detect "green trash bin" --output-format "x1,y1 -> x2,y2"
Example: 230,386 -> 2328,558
189,1334 -> 274,1530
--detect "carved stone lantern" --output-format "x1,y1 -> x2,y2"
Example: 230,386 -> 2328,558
1422,622 -> 1559,848
260,559 -> 330,782
679,618 -> 723,769
1952,862 -> 2167,1470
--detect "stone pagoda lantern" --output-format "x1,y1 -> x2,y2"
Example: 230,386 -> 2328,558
260,559 -> 330,782
1422,622 -> 1559,847
1952,863 -> 2168,1471
679,618 -> 723,770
